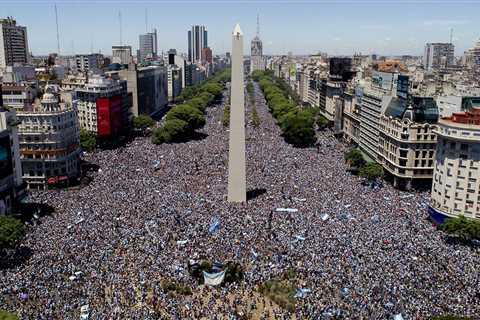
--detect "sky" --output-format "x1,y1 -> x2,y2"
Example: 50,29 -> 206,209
1,0 -> 480,57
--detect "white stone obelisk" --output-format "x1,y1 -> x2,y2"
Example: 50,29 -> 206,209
227,24 -> 246,202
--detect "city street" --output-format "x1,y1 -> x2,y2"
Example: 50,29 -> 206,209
1,83 -> 479,319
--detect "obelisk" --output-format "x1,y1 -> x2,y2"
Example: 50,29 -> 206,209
227,24 -> 246,202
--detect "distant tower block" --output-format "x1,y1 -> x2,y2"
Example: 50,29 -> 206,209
227,24 -> 246,202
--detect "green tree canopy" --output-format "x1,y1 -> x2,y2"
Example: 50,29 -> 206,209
359,162 -> 384,181
0,310 -> 19,320
133,115 -> 155,130
0,216 -> 25,251
152,119 -> 189,144
201,83 -> 223,99
280,110 -> 316,147
166,104 -> 205,132
345,149 -> 365,168
441,215 -> 480,241
80,129 -> 97,152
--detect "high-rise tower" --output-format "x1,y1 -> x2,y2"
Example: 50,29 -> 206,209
188,25 -> 208,63
227,24 -> 246,203
250,15 -> 265,73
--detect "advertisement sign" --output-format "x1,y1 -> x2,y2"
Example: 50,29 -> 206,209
396,75 -> 409,99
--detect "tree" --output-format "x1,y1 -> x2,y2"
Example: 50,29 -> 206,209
441,215 -> 480,242
133,115 -> 155,131
0,310 -> 19,320
359,163 -> 384,181
80,129 -> 97,152
201,83 -> 223,99
223,105 -> 230,127
0,216 -> 25,251
165,104 -> 205,132
188,97 -> 208,113
152,119 -> 189,144
316,115 -> 329,129
345,149 -> 365,168
280,110 -> 316,147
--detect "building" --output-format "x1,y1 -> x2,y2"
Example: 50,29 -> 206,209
377,97 -> 439,189
75,75 -> 131,136
110,64 -> 168,117
429,108 -> 480,223
342,89 -> 361,144
112,45 -> 132,65
138,29 -> 158,63
0,84 -> 25,214
0,17 -> 29,69
188,25 -> 208,63
202,47 -> 213,65
168,49 -> 186,88
423,43 -> 454,71
1,83 -> 37,110
16,91 -> 80,189
61,74 -> 87,91
465,39 -> 480,68
75,54 -> 103,73
167,64 -> 182,102
250,17 -> 265,74
0,65 -> 35,82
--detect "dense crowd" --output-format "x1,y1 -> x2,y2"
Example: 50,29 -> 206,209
1,83 -> 479,319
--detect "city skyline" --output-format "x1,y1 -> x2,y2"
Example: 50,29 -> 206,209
2,0 -> 480,56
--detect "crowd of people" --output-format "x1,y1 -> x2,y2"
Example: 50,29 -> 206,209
1,82 -> 479,319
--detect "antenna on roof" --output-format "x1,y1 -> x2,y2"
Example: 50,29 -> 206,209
55,4 -> 60,54
145,8 -> 148,32
119,11 -> 123,46
256,14 -> 260,36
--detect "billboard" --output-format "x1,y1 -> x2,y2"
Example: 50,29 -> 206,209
0,136 -> 12,180
396,75 -> 409,99
329,57 -> 354,81
97,96 -> 123,137
372,71 -> 394,91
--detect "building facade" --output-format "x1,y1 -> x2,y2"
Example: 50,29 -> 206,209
188,25 -> 208,63
423,43 -> 454,71
377,97 -> 439,189
0,101 -> 25,214
75,76 -> 131,136
0,17 -> 29,69
16,91 -> 80,189
250,35 -> 264,74
75,54 -> 103,73
138,30 -> 158,63
1,83 -> 37,110
167,65 -> 182,102
429,108 -> 480,223
114,64 -> 168,117
112,45 -> 132,65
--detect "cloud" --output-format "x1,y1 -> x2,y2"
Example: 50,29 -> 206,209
384,37 -> 391,41
423,19 -> 470,26
333,37 -> 341,41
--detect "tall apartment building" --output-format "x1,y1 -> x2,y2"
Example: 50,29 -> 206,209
377,97 -> 439,189
0,108 -> 25,214
16,91 -> 80,189
75,54 -> 104,73
423,43 -> 454,71
112,45 -> 132,65
138,29 -> 158,63
0,17 -> 29,69
188,25 -> 208,63
429,108 -> 480,223
112,64 -> 168,117
75,75 -> 131,136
